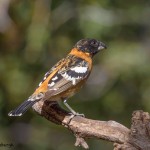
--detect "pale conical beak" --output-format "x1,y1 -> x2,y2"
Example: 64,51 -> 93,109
98,42 -> 107,51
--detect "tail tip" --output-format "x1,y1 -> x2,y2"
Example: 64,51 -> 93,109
8,111 -> 23,117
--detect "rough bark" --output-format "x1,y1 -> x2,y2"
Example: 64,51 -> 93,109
32,100 -> 150,149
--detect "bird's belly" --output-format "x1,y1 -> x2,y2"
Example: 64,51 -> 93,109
48,84 -> 83,101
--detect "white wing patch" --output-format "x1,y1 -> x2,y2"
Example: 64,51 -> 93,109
61,72 -> 78,85
61,66 -> 88,85
48,82 -> 55,87
43,76 -> 47,80
37,71 -> 51,88
48,76 -> 58,88
39,82 -> 42,87
52,76 -> 58,81
70,66 -> 88,73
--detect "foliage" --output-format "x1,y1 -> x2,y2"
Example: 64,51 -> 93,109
0,0 -> 150,149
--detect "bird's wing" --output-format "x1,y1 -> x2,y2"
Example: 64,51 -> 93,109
44,55 -> 90,97
38,58 -> 66,86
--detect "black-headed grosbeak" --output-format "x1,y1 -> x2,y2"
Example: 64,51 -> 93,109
8,38 -> 106,116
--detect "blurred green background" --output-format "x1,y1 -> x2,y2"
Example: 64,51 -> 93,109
0,0 -> 150,149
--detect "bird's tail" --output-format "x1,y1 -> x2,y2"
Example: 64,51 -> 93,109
8,99 -> 39,117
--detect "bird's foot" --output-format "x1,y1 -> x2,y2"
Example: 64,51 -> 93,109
65,112 -> 85,125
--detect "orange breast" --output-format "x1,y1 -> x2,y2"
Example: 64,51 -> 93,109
69,48 -> 92,70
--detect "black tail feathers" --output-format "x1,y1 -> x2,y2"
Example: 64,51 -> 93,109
8,100 -> 38,117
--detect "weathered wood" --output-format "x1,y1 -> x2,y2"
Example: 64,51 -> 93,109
32,100 -> 150,149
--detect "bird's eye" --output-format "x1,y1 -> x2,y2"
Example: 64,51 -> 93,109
90,40 -> 98,47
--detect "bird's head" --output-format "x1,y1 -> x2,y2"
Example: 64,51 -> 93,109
74,38 -> 107,57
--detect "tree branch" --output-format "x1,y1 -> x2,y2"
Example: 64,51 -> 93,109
32,100 -> 150,149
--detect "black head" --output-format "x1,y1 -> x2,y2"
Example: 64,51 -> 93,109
74,38 -> 107,57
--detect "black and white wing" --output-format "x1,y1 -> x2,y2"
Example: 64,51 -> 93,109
46,55 -> 90,96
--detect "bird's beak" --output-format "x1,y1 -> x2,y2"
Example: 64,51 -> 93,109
98,42 -> 107,51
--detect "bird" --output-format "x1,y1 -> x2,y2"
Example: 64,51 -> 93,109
8,38 -> 107,117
